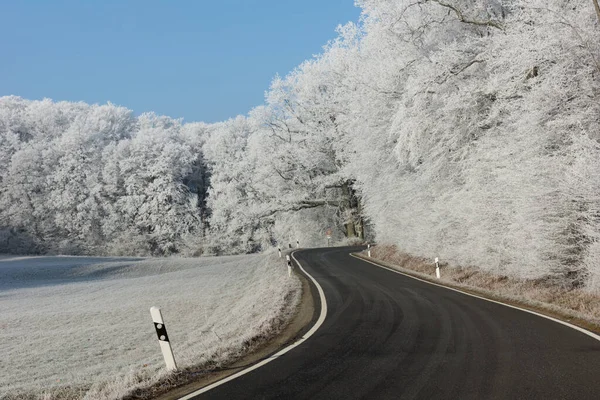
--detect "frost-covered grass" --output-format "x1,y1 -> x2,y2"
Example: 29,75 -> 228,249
0,252 -> 301,399
369,245 -> 600,326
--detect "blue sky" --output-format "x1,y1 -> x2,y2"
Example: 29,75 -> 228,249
0,0 -> 361,123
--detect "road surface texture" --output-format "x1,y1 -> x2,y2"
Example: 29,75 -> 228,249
191,247 -> 600,399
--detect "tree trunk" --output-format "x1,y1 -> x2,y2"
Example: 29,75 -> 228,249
346,220 -> 356,237
341,180 -> 364,239
341,181 -> 354,237
355,217 -> 365,240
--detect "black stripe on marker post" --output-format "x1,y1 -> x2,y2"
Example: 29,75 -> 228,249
154,322 -> 170,342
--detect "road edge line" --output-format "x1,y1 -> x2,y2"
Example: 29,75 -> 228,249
351,253 -> 600,343
179,251 -> 328,399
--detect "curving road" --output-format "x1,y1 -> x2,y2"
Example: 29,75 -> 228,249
187,247 -> 600,399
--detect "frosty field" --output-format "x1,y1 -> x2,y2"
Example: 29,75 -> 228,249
0,252 -> 301,399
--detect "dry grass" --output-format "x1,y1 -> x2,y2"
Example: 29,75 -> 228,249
367,244 -> 600,332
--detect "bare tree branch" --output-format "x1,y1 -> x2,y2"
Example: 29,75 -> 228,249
256,200 -> 340,219
273,167 -> 294,181
430,0 -> 504,30
555,18 -> 600,74
437,58 -> 485,84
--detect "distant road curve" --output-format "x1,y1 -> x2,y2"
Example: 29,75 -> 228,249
185,247 -> 600,399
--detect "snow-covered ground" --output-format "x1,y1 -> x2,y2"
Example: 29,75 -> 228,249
0,252 -> 301,399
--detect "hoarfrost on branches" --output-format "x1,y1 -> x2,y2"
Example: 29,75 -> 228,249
2,0 -> 600,290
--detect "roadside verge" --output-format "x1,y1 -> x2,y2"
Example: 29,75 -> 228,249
150,251 -> 326,400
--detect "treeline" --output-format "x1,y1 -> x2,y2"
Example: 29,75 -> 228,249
2,0 -> 600,290
206,0 -> 600,290
0,97 -> 210,255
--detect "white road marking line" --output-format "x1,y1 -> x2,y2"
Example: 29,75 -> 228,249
179,251 -> 328,399
352,253 -> 600,342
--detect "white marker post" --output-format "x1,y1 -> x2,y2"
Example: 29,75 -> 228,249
278,248 -> 282,258
286,255 -> 292,277
150,307 -> 178,371
435,257 -> 440,279
367,244 -> 371,258
296,240 -> 300,248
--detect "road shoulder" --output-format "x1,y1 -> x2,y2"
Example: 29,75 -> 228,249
148,257 -> 318,400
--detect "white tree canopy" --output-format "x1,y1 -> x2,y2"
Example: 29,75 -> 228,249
2,0 -> 600,290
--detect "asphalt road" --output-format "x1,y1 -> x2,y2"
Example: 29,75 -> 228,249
192,247 -> 600,399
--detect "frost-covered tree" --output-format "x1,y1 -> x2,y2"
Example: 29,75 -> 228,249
3,0 -> 600,291
47,103 -> 135,252
343,0 -> 600,288
246,49 -> 366,242
0,97 -> 209,255
104,114 -> 200,254
202,116 -> 279,253
204,0 -> 600,290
